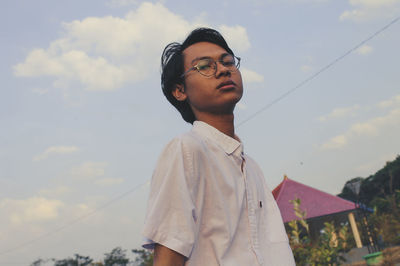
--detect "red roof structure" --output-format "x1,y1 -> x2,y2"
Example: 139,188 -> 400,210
272,176 -> 356,223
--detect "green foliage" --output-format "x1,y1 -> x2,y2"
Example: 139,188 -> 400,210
104,247 -> 129,266
337,177 -> 364,203
30,247 -> 154,266
287,198 -> 351,266
338,156 -> 400,248
338,155 -> 400,207
368,191 -> 400,247
30,258 -> 48,266
132,249 -> 153,266
53,254 -> 93,266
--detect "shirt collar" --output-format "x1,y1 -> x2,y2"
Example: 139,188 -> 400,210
192,121 -> 243,156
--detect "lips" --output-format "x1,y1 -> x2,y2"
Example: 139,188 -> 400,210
217,80 -> 236,90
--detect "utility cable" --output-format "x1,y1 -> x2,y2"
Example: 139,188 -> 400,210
237,14 -> 400,127
0,180 -> 149,256
2,13 -> 400,258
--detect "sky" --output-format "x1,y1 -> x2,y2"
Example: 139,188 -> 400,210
1,0 -> 400,264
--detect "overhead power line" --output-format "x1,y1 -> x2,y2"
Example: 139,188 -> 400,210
237,14 -> 400,127
2,14 -> 400,259
0,181 -> 148,256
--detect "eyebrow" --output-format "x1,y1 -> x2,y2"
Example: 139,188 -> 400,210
190,53 -> 231,65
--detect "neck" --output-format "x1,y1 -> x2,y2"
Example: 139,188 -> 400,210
195,113 -> 235,138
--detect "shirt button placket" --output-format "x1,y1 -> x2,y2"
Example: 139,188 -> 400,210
242,155 -> 263,265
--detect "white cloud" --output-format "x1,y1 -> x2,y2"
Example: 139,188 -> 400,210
355,153 -> 398,173
70,161 -> 124,186
321,135 -> 347,149
321,107 -> 400,150
240,68 -> 264,83
32,88 -> 49,95
0,197 -> 64,225
106,0 -> 138,7
300,65 -> 313,72
340,0 -> 400,22
33,145 -> 80,161
71,161 -> 108,180
14,48 -> 137,91
38,186 -> 71,198
350,0 -> 399,8
377,99 -> 394,109
263,0 -> 330,3
95,177 -> 125,186
290,0 -> 330,3
219,25 -> 251,52
376,94 -> 400,108
356,45 -> 373,55
300,56 -> 315,73
318,104 -> 360,122
14,2 -> 251,92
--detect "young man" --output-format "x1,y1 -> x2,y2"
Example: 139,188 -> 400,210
143,28 -> 295,266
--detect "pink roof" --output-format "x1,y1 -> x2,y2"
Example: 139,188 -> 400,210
272,176 -> 356,223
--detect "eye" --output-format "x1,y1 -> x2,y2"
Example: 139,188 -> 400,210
221,56 -> 235,66
222,60 -> 235,66
196,59 -> 212,70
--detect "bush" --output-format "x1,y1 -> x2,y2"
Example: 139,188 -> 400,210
287,198 -> 351,265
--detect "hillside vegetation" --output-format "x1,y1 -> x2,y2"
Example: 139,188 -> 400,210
338,155 -> 400,210
338,155 -> 400,247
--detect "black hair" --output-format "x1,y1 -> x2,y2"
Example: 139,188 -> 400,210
161,27 -> 235,124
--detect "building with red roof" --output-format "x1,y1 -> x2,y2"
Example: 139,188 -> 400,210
273,175 -> 356,223
272,175 -> 363,248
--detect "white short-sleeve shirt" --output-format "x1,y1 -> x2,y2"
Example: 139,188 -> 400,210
143,121 -> 295,266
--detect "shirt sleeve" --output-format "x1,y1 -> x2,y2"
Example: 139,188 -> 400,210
142,137 -> 196,258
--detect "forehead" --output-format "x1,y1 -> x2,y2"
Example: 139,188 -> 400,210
183,42 -> 228,64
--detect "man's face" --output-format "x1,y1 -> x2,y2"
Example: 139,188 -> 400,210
177,42 -> 243,117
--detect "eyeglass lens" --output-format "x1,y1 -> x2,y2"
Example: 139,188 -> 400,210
196,55 -> 239,77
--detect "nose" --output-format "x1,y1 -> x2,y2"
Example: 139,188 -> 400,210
215,62 -> 231,78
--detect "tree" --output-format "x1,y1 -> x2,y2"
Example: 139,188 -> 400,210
54,254 -> 93,266
30,258 -> 48,266
338,156 -> 400,249
103,247 -> 129,266
338,155 -> 400,207
132,249 -> 153,266
369,190 -> 400,247
287,198 -> 351,265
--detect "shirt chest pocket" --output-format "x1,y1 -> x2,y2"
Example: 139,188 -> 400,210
245,172 -> 265,225
247,172 -> 288,243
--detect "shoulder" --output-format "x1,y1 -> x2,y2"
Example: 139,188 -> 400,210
161,130 -> 208,157
155,130 -> 208,175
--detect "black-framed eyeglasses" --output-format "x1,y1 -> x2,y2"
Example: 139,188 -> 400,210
181,55 -> 241,78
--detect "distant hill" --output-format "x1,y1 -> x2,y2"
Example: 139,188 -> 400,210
338,155 -> 400,211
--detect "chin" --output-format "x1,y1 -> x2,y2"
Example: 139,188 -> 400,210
232,93 -> 243,104
218,98 -> 242,113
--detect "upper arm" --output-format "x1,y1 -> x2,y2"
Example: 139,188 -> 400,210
142,137 -> 198,257
154,244 -> 186,266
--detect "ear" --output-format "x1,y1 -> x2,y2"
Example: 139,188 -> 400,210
172,84 -> 187,102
